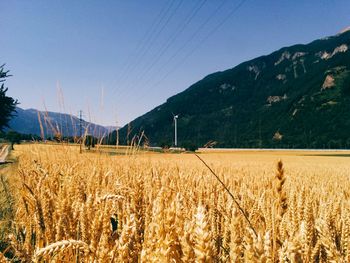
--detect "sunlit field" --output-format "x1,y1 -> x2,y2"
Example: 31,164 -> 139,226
1,144 -> 350,262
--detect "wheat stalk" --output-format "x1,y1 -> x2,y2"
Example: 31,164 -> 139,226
33,240 -> 91,261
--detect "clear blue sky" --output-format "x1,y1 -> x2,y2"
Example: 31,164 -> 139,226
2,0 -> 349,126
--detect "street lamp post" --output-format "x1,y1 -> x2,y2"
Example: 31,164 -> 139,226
174,115 -> 178,147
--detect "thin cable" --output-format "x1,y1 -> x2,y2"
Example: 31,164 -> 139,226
114,0 -> 177,86
194,153 -> 258,237
131,0 -> 247,107
118,0 -> 207,99
114,0 -> 227,106
112,0 -> 184,97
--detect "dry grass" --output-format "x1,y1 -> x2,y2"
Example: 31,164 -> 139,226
1,144 -> 350,262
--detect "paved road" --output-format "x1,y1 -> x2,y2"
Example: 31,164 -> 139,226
0,145 -> 9,163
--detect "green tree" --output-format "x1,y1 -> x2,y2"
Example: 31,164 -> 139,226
181,141 -> 198,152
0,65 -> 18,131
6,131 -> 21,150
85,135 -> 96,150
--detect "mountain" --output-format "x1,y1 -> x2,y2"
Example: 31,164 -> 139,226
111,30 -> 350,148
7,108 -> 115,138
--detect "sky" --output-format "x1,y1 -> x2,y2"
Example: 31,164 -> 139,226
1,0 -> 350,126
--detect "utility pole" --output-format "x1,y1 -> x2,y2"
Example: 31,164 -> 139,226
79,110 -> 83,154
79,110 -> 83,138
174,115 -> 178,147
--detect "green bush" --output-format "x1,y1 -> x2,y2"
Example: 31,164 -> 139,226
181,141 -> 198,152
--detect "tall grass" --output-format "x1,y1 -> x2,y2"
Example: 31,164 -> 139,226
1,144 -> 350,262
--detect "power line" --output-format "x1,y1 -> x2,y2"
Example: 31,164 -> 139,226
162,0 -> 230,70
110,0 -> 183,99
159,0 -> 248,85
117,0 -> 207,99
129,0 -> 248,107
113,0 -> 222,106
132,0 -> 229,96
113,0 -> 177,87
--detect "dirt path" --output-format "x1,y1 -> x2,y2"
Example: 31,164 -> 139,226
0,145 -> 9,163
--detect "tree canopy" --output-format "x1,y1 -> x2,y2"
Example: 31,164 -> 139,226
0,64 -> 18,131
5,130 -> 21,150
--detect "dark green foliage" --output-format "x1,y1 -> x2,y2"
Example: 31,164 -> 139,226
85,135 -> 97,150
110,31 -> 350,149
159,140 -> 171,149
0,131 -> 41,141
181,141 -> 198,152
1,130 -> 41,150
5,131 -> 21,150
341,73 -> 350,96
0,65 -> 18,131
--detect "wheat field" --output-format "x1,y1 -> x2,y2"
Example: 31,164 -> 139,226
1,144 -> 350,262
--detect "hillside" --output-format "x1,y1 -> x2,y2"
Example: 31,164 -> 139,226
7,108 -> 114,138
112,30 -> 350,148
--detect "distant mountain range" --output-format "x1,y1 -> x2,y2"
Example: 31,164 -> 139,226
110,29 -> 350,148
7,108 -> 115,138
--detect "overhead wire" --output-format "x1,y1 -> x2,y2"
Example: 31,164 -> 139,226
129,0 -> 247,108
131,0 -> 229,97
111,0 -> 184,97
115,0 -> 207,100
112,0 -> 174,85
113,0 -> 217,106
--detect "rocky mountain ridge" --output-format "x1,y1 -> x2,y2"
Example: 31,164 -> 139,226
110,30 -> 350,148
